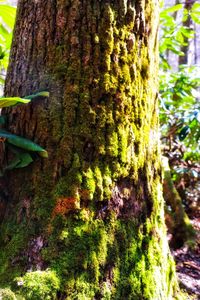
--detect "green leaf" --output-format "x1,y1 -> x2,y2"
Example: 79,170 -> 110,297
160,4 -> 183,16
0,5 -> 16,30
4,152 -> 33,171
39,150 -> 48,158
180,27 -> 194,38
191,3 -> 200,11
0,3 -> 16,71
25,91 -> 50,100
0,91 -> 49,108
179,125 -> 190,141
15,153 -> 33,168
191,12 -> 200,24
0,130 -> 48,157
4,156 -> 21,171
0,97 -> 30,108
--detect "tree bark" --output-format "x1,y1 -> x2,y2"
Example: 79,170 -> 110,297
0,0 -> 179,299
179,0 -> 195,66
163,158 -> 195,249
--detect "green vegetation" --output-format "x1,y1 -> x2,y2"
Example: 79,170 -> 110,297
0,1 -> 16,85
160,1 -> 200,155
0,92 -> 48,175
0,1 -> 199,299
0,288 -> 17,300
159,1 -> 200,249
15,270 -> 60,300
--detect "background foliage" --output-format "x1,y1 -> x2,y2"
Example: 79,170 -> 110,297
160,1 -> 200,218
0,0 -> 16,86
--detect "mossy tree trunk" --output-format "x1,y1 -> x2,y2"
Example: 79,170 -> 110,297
163,158 -> 195,249
0,0 -> 179,299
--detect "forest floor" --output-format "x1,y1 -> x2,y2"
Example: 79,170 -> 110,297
172,218 -> 200,300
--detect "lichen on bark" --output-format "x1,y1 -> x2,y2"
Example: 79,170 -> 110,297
0,0 -> 181,299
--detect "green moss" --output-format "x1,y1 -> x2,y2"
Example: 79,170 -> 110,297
118,125 -> 128,163
54,63 -> 68,76
65,277 -> 96,300
102,73 -> 114,93
102,166 -> 112,200
141,57 -> 150,79
42,218 -> 109,295
121,64 -> 131,84
0,288 -> 17,300
15,270 -> 60,300
94,34 -> 99,44
82,168 -> 96,200
0,220 -> 30,285
101,282 -> 112,300
106,130 -> 118,157
54,165 -> 82,201
72,153 -> 81,168
94,166 -> 103,201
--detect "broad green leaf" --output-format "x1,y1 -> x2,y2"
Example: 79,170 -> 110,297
3,152 -> 33,170
175,31 -> 184,44
38,150 -> 48,158
179,126 -> 190,141
0,3 -> 16,73
179,27 -> 194,38
0,92 -> 49,107
168,47 -> 184,56
4,156 -> 21,171
0,5 -> 16,29
191,3 -> 200,11
0,130 -> 48,157
25,91 -> 50,100
161,4 -> 183,15
160,15 -> 175,26
191,13 -> 200,24
0,97 -> 30,108
15,153 -> 33,169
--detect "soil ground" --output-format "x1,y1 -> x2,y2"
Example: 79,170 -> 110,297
172,218 -> 200,300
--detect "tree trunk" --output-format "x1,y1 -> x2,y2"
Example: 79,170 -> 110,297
0,1 -> 179,299
163,158 -> 195,249
179,0 -> 195,66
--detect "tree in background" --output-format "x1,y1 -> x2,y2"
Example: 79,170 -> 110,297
178,0 -> 195,65
0,1 -> 181,299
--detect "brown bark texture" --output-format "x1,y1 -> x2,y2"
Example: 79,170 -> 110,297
179,0 -> 195,65
163,159 -> 195,249
0,1 -> 180,299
